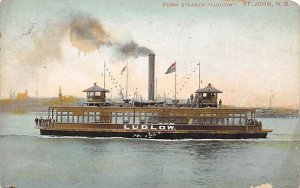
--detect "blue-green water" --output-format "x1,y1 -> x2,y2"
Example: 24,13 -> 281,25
0,113 -> 299,188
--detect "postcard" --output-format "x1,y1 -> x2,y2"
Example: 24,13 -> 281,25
0,0 -> 299,187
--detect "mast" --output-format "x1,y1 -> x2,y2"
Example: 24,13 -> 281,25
175,65 -> 177,101
103,61 -> 106,89
125,61 -> 128,99
269,89 -> 273,109
110,87 -> 113,102
198,61 -> 201,89
155,77 -> 157,101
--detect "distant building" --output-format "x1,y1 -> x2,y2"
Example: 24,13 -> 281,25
10,91 -> 16,100
16,90 -> 29,100
59,86 -> 62,100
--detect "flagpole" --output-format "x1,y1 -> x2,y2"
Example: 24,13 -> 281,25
126,61 -> 128,99
175,63 -> 177,101
104,61 -> 106,90
198,61 -> 201,89
155,77 -> 157,101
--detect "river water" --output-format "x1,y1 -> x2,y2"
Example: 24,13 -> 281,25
0,112 -> 299,188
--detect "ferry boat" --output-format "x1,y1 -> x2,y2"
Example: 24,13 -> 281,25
35,54 -> 272,139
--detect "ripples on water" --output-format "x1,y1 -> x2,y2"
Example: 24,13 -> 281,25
0,113 -> 299,188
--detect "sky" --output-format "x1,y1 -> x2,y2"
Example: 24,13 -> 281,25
0,0 -> 299,108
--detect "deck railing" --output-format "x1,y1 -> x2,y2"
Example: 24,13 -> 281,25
35,118 -> 55,128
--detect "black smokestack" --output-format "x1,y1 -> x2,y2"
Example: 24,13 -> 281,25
148,54 -> 155,101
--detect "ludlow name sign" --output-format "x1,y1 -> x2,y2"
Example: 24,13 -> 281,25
124,124 -> 176,130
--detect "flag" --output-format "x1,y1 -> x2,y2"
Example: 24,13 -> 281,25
121,66 -> 126,75
165,62 -> 176,74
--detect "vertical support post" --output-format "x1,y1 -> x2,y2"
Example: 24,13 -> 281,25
87,112 -> 89,123
60,111 -> 62,123
133,108 -> 135,124
139,112 -> 141,124
152,112 -> 154,124
98,112 -> 101,123
82,111 -> 84,123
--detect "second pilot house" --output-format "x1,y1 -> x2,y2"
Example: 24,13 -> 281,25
195,83 -> 222,108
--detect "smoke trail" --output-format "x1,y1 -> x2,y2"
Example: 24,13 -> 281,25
69,14 -> 110,53
18,12 -> 153,67
117,41 -> 153,59
68,13 -> 153,58
17,22 -> 68,66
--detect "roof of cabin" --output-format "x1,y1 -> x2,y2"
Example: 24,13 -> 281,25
82,83 -> 109,92
195,83 -> 222,93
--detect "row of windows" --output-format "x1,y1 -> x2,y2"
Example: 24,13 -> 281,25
55,111 -> 248,117
54,111 -> 248,125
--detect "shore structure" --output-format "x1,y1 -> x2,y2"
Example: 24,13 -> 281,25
35,54 -> 272,139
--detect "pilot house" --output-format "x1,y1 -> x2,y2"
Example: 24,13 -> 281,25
82,83 -> 109,106
195,83 -> 222,108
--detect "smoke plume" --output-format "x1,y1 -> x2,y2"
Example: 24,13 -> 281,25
69,14 -> 153,58
117,41 -> 153,58
19,12 -> 153,67
17,22 -> 67,66
69,14 -> 110,53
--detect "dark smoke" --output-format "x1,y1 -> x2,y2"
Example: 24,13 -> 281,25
19,12 -> 152,66
68,13 -> 153,58
117,41 -> 153,58
69,14 -> 110,53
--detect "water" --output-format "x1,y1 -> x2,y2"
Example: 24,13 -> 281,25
0,113 -> 299,188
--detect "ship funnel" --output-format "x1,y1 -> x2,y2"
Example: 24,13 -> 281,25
148,54 -> 155,101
